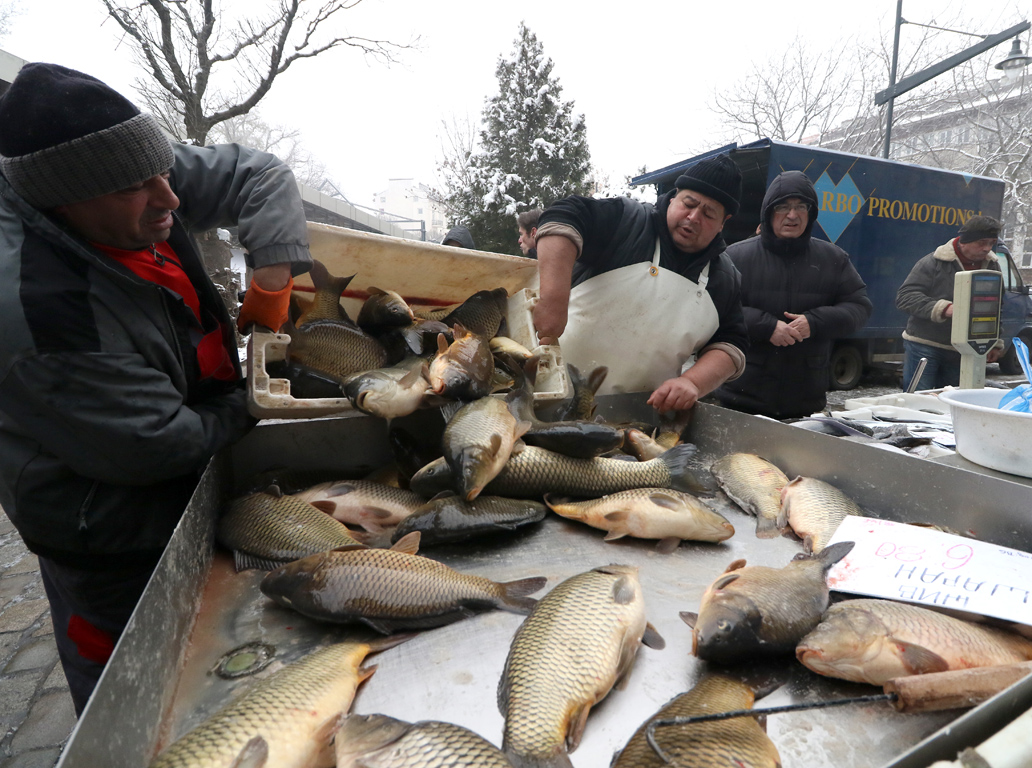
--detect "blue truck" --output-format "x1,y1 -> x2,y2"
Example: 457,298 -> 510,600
633,138 -> 1032,387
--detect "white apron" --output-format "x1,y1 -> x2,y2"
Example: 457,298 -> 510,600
559,239 -> 720,395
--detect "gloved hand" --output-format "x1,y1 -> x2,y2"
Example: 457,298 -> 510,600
237,276 -> 293,333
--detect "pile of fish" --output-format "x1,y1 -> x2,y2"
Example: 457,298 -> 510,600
155,266 -> 1032,766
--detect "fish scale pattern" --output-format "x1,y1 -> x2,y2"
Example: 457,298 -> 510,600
291,319 -> 389,379
612,674 -> 781,768
217,492 -> 363,561
779,477 -> 862,553
149,643 -> 371,768
499,566 -> 645,763
711,453 -> 788,524
294,480 -> 424,523
361,721 -> 514,767
393,496 -> 547,545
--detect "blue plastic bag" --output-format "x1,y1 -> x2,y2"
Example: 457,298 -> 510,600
999,337 -> 1032,413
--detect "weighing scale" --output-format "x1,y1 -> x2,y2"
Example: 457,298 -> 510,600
951,269 -> 1003,389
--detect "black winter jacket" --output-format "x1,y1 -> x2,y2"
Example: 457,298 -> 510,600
715,171 -> 872,418
0,143 -> 312,570
537,192 -> 748,357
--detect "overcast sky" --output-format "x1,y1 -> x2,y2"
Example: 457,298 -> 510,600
5,0 -> 1029,205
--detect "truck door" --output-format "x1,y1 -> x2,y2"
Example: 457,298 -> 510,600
996,248 -> 1032,375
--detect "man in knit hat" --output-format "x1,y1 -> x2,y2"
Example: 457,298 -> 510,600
895,215 -> 1005,390
532,153 -> 748,410
715,171 -> 872,418
0,62 -> 311,714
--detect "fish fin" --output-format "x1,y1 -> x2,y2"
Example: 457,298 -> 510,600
648,491 -> 683,511
398,365 -> 426,388
612,576 -> 635,604
452,321 -> 470,339
360,618 -> 397,635
603,511 -> 630,522
309,500 -> 336,514
712,573 -> 741,590
655,537 -> 681,554
358,506 -> 395,521
365,633 -> 418,654
680,611 -> 698,628
228,736 -> 268,768
348,529 -> 395,549
233,551 -> 281,572
820,540 -> 855,568
325,482 -> 358,498
497,577 -> 547,614
367,286 -> 387,296
755,514 -> 781,539
642,622 -> 666,649
436,333 -> 449,355
603,530 -> 627,541
265,483 -> 284,498
439,400 -> 463,423
756,713 -> 769,733
661,443 -> 718,494
429,490 -> 457,501
510,438 -> 527,455
312,714 -> 344,767
514,420 -> 533,440
390,531 -> 421,555
566,703 -> 592,753
802,534 -> 816,555
724,558 -> 747,573
897,640 -> 951,675
489,433 -> 504,456
587,366 -> 608,394
543,493 -> 571,511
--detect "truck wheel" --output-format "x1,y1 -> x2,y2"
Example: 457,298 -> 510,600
829,345 -> 863,390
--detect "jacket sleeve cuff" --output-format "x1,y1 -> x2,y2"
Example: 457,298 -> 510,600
931,299 -> 952,323
534,222 -> 583,257
246,244 -> 314,276
699,342 -> 747,381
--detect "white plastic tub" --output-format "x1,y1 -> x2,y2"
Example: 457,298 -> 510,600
938,388 -> 1032,479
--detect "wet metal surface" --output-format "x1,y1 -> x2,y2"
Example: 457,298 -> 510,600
59,399 -> 1032,767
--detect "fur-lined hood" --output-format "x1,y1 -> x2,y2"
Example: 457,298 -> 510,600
933,239 -> 999,265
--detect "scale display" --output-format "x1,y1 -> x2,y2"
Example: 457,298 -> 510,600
951,269 -> 1003,389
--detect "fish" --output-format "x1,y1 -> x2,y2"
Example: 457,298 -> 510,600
490,335 -> 534,360
777,476 -> 863,553
508,357 -> 624,459
611,673 -> 782,768
357,286 -> 416,333
296,259 -> 355,325
441,287 -> 509,338
623,428 -> 667,461
283,318 -> 390,382
335,714 -> 513,767
797,598 -> 1032,686
216,485 -> 366,571
442,394 -> 531,500
265,358 -> 346,399
260,537 -> 546,634
392,492 -> 547,547
681,541 -> 855,664
710,453 -> 790,539
388,425 -> 444,488
428,323 -> 495,401
411,301 -> 462,323
498,564 -> 664,768
342,356 -> 430,420
411,443 -> 708,499
551,364 -> 607,422
289,479 -> 425,533
544,488 -> 734,552
148,638 -> 402,768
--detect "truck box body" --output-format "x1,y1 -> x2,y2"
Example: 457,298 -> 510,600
634,139 -> 1032,385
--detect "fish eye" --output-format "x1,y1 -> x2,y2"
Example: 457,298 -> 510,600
717,619 -> 730,631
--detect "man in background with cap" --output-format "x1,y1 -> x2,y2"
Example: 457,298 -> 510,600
0,62 -> 311,714
532,153 -> 748,412
715,170 -> 872,418
896,215 -> 1004,390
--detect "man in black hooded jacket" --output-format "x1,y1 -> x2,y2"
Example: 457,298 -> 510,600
715,170 -> 872,418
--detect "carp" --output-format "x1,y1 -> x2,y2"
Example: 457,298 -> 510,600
778,476 -> 863,553
499,564 -> 664,768
296,259 -> 354,325
441,287 -> 509,338
552,363 -> 607,422
283,318 -> 389,382
392,492 -> 546,547
289,479 -> 425,533
260,537 -> 546,634
611,673 -> 781,768
357,286 -> 416,334
428,323 -> 495,401
149,638 -> 400,768
216,485 -> 365,571
342,356 -> 430,421
797,598 -> 1032,686
335,714 -> 512,767
442,394 -> 531,500
682,541 -> 854,664
544,488 -> 734,552
710,453 -> 790,539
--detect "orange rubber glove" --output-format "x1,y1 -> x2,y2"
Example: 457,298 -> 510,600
237,276 -> 293,333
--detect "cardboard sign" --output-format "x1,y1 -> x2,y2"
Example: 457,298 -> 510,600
826,516 -> 1032,627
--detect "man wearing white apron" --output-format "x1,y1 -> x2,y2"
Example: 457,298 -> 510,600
533,153 -> 748,412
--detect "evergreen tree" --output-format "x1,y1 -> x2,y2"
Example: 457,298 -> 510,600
440,23 -> 593,254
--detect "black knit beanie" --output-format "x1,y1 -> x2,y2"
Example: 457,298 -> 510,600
957,215 -> 1001,244
674,153 -> 742,216
0,63 -> 174,209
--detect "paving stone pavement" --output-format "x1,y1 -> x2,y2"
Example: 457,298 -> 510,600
0,510 -> 74,768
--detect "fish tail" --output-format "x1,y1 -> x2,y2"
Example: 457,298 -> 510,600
662,443 -> 718,494
496,575 -> 548,614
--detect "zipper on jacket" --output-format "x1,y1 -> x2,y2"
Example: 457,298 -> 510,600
78,481 -> 99,532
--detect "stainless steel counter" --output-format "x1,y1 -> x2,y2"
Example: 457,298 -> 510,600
56,400 -> 1032,767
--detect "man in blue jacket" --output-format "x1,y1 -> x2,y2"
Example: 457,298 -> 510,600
0,63 -> 312,714
715,170 -> 872,418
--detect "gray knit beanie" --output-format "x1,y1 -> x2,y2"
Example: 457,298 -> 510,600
0,63 -> 174,209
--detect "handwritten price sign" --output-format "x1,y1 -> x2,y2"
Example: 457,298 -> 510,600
827,516 -> 1032,627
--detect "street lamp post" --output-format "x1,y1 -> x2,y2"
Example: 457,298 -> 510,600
876,5 -> 1031,159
